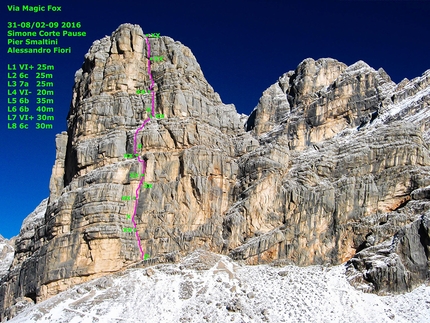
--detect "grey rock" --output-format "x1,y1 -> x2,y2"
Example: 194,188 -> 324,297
76,287 -> 86,294
226,298 -> 242,312
181,249 -> 221,271
145,268 -> 155,277
179,281 -> 193,299
94,276 -> 113,289
346,213 -> 430,294
411,186 -> 430,200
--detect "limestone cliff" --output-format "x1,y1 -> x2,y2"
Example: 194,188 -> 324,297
0,236 -> 14,280
1,23 -> 429,321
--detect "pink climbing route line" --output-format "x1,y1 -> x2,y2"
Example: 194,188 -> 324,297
130,37 -> 156,260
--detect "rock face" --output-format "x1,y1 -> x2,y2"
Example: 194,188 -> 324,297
1,23 -> 430,320
0,200 -> 47,319
346,198 -> 430,294
0,236 -> 14,279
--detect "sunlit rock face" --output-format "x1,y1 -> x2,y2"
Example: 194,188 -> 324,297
1,23 -> 430,321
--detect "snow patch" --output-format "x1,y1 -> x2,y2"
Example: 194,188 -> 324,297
0,238 -> 14,278
8,252 -> 430,323
19,198 -> 48,235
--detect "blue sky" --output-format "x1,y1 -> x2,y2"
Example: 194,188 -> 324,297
1,0 -> 430,238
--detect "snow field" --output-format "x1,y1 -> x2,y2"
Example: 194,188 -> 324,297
7,253 -> 430,323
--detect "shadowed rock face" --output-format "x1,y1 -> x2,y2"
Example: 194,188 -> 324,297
1,23 -> 430,319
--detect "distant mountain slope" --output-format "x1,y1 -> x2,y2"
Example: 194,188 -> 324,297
0,236 -> 14,279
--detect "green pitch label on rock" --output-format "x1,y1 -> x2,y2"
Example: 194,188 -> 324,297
130,172 -> 145,179
150,56 -> 163,62
121,196 -> 136,201
136,89 -> 151,94
124,153 -> 139,159
146,33 -> 160,38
